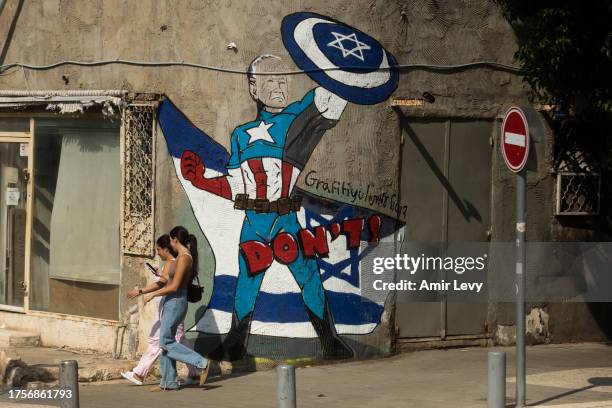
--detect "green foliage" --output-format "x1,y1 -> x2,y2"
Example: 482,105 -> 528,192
495,0 -> 612,117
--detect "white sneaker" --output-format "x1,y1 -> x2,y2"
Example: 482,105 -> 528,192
121,371 -> 143,386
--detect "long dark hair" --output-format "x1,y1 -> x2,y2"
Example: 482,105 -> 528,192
156,234 -> 177,257
169,226 -> 198,282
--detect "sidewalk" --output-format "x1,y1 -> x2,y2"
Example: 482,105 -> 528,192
0,346 -> 136,385
2,343 -> 612,407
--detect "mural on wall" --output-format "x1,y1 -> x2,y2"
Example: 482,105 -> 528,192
158,12 -> 402,361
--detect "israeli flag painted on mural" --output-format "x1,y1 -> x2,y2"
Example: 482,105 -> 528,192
158,99 -> 401,338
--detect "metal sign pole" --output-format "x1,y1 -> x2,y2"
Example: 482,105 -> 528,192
515,169 -> 526,407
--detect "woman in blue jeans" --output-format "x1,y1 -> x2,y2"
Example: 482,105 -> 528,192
143,226 -> 210,391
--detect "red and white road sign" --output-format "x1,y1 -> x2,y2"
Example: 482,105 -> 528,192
501,107 -> 529,172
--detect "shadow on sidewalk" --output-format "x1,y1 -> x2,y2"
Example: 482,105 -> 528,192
527,376 -> 612,406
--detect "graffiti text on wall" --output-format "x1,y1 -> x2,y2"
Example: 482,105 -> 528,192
304,170 -> 408,220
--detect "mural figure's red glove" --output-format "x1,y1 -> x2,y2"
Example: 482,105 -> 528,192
181,150 -> 205,183
180,150 -> 233,200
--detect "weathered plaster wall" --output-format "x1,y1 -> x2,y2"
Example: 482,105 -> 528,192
0,0 -> 522,357
488,111 -> 612,344
0,0 -> 529,210
1,0 -> 602,360
0,310 -> 119,353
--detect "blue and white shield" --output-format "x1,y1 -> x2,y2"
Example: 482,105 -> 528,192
281,12 -> 399,105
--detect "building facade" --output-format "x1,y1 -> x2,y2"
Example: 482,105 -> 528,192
0,0 -> 608,367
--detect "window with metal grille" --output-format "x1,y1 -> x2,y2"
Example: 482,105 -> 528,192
553,121 -> 604,216
556,172 -> 601,215
121,104 -> 156,255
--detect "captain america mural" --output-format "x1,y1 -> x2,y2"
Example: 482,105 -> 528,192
181,53 -> 356,360
158,12 -> 401,362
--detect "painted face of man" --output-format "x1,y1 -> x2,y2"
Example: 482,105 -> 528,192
249,58 -> 289,111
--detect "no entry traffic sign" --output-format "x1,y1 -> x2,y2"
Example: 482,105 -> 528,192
501,107 -> 530,172
500,105 -> 531,406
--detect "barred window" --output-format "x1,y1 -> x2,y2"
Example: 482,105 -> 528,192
553,121 -> 604,216
121,104 -> 156,256
556,172 -> 601,215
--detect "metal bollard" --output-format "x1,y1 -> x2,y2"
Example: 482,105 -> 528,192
59,360 -> 79,408
277,364 -> 296,408
488,352 -> 506,408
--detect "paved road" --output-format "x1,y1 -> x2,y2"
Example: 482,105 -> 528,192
3,343 -> 612,407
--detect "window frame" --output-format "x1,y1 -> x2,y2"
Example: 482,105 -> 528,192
0,94 -> 159,322
0,118 -> 34,313
0,111 -> 125,319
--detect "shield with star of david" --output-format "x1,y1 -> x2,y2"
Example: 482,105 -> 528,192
281,12 -> 399,105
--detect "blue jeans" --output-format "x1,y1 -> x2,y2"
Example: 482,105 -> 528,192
159,290 -> 208,389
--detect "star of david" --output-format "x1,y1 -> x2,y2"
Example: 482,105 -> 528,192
303,206 -> 367,288
326,31 -> 371,62
247,121 -> 275,144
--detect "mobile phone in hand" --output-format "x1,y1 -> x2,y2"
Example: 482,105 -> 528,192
145,262 -> 159,276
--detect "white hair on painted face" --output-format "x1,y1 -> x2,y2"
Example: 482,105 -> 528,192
247,54 -> 283,79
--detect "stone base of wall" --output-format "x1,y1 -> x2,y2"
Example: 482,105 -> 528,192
0,310 -> 118,354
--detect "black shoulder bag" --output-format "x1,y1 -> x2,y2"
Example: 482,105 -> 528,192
187,274 -> 203,303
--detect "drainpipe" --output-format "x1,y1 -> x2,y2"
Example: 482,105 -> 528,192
127,304 -> 140,359
112,304 -> 139,359
112,322 -> 127,359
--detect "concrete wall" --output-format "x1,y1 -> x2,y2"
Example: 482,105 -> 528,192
0,310 -> 119,353
487,112 -> 612,345
0,0 -> 607,362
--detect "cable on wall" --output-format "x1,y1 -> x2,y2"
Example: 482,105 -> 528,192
0,59 -> 522,75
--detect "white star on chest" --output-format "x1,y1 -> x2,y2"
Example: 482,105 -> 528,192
246,121 -> 275,144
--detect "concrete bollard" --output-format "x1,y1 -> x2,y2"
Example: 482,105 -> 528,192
488,352 -> 506,408
277,364 -> 296,408
59,360 -> 79,408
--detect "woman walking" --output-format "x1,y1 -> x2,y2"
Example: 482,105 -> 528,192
145,226 -> 210,391
121,234 -> 199,386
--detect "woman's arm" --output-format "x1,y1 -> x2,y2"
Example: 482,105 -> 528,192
144,255 -> 191,301
127,263 -> 170,299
